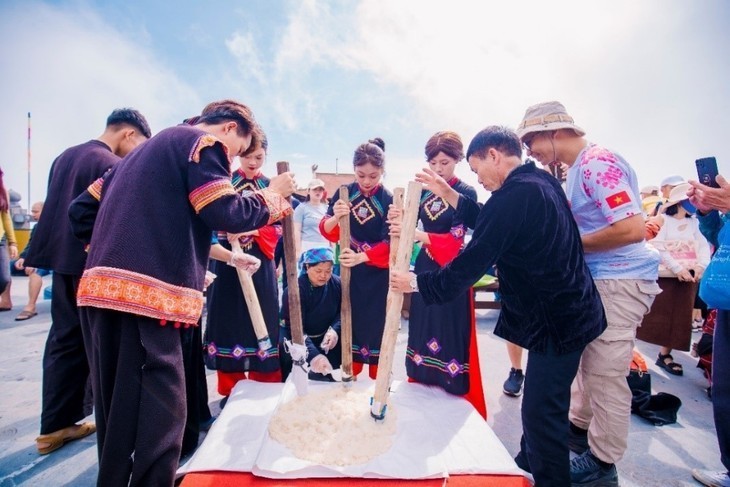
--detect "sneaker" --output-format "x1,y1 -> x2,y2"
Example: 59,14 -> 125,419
570,450 -> 618,486
568,422 -> 589,455
503,368 -> 524,397
692,469 -> 730,487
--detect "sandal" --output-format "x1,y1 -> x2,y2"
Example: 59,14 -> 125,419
656,353 -> 683,376
15,310 -> 38,321
35,422 -> 96,455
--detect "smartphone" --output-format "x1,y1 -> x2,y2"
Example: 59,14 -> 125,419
696,157 -> 720,188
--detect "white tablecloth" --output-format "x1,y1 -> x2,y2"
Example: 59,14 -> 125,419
177,378 -> 521,480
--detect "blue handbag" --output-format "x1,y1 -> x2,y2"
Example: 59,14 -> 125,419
700,222 -> 730,310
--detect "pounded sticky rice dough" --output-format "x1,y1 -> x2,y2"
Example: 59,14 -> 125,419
268,387 -> 396,466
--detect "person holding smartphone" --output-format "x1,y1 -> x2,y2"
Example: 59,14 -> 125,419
640,183 -> 712,376
688,169 -> 730,487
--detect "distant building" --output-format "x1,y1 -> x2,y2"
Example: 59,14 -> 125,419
295,170 -> 355,201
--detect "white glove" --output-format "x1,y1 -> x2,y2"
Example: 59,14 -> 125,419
228,252 -> 261,274
310,354 -> 333,375
203,271 -> 217,291
320,327 -> 339,353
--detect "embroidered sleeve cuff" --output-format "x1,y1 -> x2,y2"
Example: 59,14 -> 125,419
189,179 -> 236,214
87,177 -> 105,201
257,188 -> 293,225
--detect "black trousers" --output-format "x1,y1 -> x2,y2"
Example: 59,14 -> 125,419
41,272 -> 93,433
80,307 -> 186,487
516,339 -> 584,487
180,322 -> 212,458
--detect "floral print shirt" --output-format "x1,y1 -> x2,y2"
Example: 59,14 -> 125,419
566,143 -> 660,279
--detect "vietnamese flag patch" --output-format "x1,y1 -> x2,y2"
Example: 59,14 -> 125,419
605,190 -> 632,209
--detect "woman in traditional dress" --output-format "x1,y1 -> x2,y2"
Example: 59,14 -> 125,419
401,132 -> 486,418
280,247 -> 341,381
204,133 -> 283,401
320,138 -> 392,379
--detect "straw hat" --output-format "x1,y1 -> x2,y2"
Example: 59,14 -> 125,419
516,101 -> 586,140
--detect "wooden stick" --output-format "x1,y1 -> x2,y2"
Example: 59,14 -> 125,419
371,181 -> 422,420
338,185 -> 354,382
389,188 -> 405,270
229,238 -> 271,352
276,161 -> 305,346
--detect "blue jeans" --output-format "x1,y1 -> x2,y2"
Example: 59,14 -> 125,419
0,240 -> 10,293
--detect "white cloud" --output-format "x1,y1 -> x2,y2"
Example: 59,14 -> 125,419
0,1 -> 201,206
264,0 -> 729,198
227,31 -> 266,84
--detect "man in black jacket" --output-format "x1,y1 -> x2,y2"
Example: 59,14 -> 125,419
25,109 -> 150,455
391,125 -> 606,486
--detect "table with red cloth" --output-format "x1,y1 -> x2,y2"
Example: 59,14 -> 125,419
180,471 -> 530,486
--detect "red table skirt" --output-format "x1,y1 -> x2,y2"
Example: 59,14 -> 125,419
180,471 -> 530,486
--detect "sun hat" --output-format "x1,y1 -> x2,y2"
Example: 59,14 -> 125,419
515,101 -> 586,140
662,182 -> 692,210
659,175 -> 685,188
640,185 -> 659,195
307,178 -> 326,190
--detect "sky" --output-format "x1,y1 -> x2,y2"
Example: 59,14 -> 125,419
1,0 -> 729,207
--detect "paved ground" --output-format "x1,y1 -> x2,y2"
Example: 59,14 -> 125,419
0,276 -> 724,486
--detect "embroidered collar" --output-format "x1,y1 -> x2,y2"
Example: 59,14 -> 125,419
420,177 -> 459,204
237,168 -> 262,180
357,183 -> 381,197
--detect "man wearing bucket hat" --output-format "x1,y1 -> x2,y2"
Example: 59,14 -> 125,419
517,101 -> 662,486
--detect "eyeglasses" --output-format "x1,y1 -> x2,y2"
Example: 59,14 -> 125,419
523,137 -> 537,157
522,131 -> 554,157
